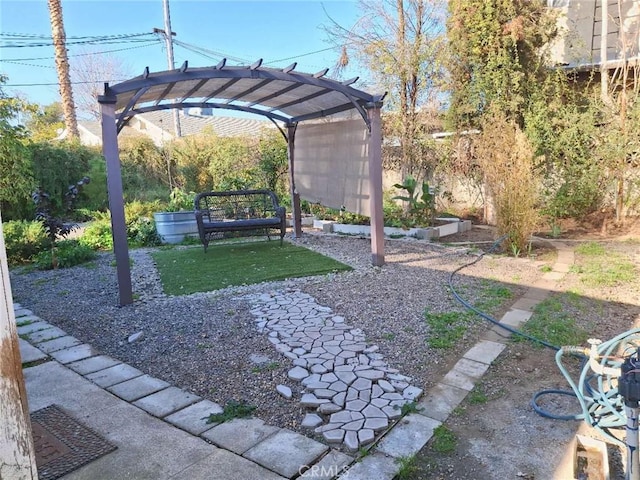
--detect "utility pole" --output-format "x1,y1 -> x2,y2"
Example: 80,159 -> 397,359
155,0 -> 181,137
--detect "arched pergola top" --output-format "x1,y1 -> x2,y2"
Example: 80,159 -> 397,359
99,60 -> 385,132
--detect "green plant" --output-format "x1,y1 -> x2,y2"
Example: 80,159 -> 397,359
468,387 -> 488,405
166,187 -> 196,212
393,175 -> 436,227
80,215 -> 113,250
431,425 -> 457,454
518,295 -> 589,347
2,220 -> 48,265
251,362 -> 280,373
540,264 -> 553,273
400,401 -> 423,415
34,239 -> 96,270
396,455 -> 418,479
425,310 -> 471,349
573,242 -> 635,287
205,400 -> 256,424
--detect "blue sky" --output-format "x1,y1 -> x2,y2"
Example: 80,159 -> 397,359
0,0 -> 362,106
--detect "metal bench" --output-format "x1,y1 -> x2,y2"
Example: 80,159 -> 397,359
194,189 -> 286,252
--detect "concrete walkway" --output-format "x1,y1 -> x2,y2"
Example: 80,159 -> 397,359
16,240 -> 574,479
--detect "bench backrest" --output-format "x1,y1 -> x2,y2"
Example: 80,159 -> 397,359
194,189 -> 282,221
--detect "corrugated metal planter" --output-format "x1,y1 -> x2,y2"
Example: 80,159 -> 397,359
153,211 -> 198,244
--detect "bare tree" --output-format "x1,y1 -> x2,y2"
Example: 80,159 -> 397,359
71,49 -> 132,119
47,0 -> 78,139
325,0 -> 446,179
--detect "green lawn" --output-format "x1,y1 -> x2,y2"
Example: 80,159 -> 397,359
151,241 -> 352,295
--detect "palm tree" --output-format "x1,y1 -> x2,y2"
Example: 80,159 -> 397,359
47,0 -> 79,139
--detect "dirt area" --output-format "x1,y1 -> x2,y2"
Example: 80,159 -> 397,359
408,215 -> 640,480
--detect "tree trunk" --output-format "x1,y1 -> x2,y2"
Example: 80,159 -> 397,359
48,0 -> 79,140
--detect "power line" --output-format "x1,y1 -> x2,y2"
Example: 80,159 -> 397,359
5,79 -> 131,87
0,41 -> 161,62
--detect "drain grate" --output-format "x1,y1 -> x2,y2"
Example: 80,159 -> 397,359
31,405 -> 117,480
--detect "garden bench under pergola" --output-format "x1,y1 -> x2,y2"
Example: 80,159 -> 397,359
98,60 -> 385,305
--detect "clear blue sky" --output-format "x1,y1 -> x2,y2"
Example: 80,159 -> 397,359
0,0 -> 362,107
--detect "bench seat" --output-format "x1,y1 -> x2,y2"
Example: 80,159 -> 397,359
194,189 -> 286,252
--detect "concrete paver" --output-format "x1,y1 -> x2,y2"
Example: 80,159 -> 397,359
67,355 -> 121,375
299,450 -> 352,480
244,429 -> 329,478
36,335 -> 82,353
376,414 -> 441,458
416,382 -> 469,422
462,340 -> 505,365
19,338 -> 48,364
133,386 -> 201,418
85,362 -> 143,387
107,374 -> 170,402
164,400 -> 223,435
26,326 -> 67,343
337,452 -> 397,480
201,418 -> 280,455
49,344 -> 97,364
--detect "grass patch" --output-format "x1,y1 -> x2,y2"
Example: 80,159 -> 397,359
400,401 -> 423,415
572,241 -> 636,287
432,425 -> 457,454
396,455 -> 418,479
425,310 -> 471,349
205,400 -> 256,424
468,387 -> 488,405
516,294 -> 589,347
152,241 -> 352,295
251,361 -> 280,373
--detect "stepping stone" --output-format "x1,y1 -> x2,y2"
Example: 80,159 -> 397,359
19,339 -> 47,364
356,369 -> 385,381
300,393 -> 329,408
315,389 -> 336,399
377,414 -> 441,458
50,344 -> 96,365
107,374 -> 170,402
298,450 -> 353,480
382,406 -> 402,420
344,430 -> 359,451
342,419 -> 364,431
332,392 -> 346,407
320,373 -> 338,383
335,370 -> 357,385
301,414 -> 323,428
133,386 -> 200,417
35,335 -> 81,354
319,403 -> 342,414
164,399 -> 223,435
288,366 -> 310,381
358,429 -> 375,445
67,355 -> 121,375
364,417 -> 389,432
352,378 -> 372,391
362,404 -> 386,419
403,385 -> 423,401
26,327 -> 67,344
371,384 -> 384,398
330,410 -> 356,424
346,399 -> 367,412
323,429 -> 345,443
377,379 -> 395,393
244,429 -> 329,478
276,384 -> 292,399
202,418 -> 280,455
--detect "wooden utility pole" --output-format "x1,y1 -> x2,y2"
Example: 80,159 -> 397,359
0,215 -> 38,479
162,0 -> 181,137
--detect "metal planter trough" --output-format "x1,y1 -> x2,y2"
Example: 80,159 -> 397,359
153,211 -> 199,244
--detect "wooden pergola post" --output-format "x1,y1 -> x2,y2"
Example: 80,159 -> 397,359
0,215 -> 38,479
99,96 -> 133,306
287,123 -> 302,239
367,103 -> 385,266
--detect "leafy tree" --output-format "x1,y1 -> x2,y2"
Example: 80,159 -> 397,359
446,0 -> 557,129
0,76 -> 35,220
26,102 -> 65,141
325,0 -> 446,179
255,130 -> 288,198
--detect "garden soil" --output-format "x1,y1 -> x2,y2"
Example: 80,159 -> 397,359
410,214 -> 640,480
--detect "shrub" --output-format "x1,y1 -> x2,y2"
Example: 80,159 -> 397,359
475,109 -> 540,256
2,220 -> 48,265
34,239 -> 96,270
80,215 -> 113,250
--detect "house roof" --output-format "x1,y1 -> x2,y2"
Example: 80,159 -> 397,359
139,110 -> 274,138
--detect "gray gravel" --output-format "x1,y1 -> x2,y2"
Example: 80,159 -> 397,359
9,231 -> 547,436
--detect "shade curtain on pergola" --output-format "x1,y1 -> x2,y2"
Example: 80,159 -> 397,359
98,60 -> 385,305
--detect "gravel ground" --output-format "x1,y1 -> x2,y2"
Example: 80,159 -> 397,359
9,230 -> 551,438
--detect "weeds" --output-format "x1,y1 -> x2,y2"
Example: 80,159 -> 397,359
517,294 -> 588,347
205,400 -> 256,424
251,362 -> 280,374
396,455 -> 418,479
400,401 -> 423,415
432,425 -> 457,454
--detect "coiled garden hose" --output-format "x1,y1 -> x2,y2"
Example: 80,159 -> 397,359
448,234 -> 640,447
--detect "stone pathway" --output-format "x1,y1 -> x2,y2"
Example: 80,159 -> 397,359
249,290 -> 423,451
14,239 -> 575,479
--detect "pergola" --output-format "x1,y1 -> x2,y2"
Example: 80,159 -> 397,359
98,60 -> 385,305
